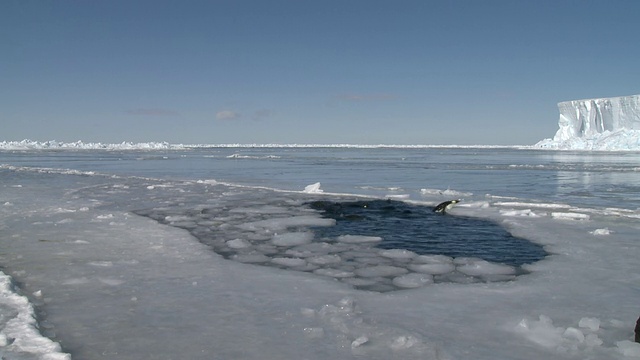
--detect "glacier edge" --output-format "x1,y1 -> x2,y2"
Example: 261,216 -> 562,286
536,94 -> 640,150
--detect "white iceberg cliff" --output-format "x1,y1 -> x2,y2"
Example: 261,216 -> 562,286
536,94 -> 640,150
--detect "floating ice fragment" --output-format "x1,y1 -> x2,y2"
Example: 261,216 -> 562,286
307,254 -> 341,265
271,257 -> 307,267
562,327 -> 585,342
337,235 -> 382,244
390,335 -> 420,350
617,340 -> 640,357
62,278 -> 90,286
98,278 -> 125,286
379,249 -> 417,259
303,182 -> 323,193
413,254 -> 453,264
354,265 -> 408,278
240,216 -> 334,231
578,317 -> 600,331
300,308 -> 316,317
590,228 -> 611,236
303,327 -> 325,339
551,212 -> 590,221
499,209 -> 540,217
351,336 -> 369,348
313,268 -> 355,278
392,273 -> 433,288
226,238 -> 251,249
272,232 -> 314,246
420,188 -> 473,197
230,253 -> 270,263
88,261 -> 113,267
515,315 -> 564,348
585,333 -> 603,347
456,258 -> 515,276
408,263 -> 455,275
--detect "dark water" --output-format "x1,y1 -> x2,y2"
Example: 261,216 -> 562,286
308,199 -> 548,267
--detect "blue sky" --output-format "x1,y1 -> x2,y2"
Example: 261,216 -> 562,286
2,0 -> 639,145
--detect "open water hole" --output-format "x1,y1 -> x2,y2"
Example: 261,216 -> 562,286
136,199 -> 548,292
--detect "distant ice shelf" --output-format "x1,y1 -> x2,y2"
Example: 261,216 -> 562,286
0,140 -> 519,151
536,94 -> 640,150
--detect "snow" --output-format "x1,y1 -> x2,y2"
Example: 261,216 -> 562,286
536,94 -> 640,150
1,148 -> 640,359
0,140 -> 521,150
0,273 -> 70,359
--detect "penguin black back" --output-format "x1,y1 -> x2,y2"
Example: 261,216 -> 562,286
433,199 -> 460,214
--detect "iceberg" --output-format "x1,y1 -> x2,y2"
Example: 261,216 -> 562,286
536,94 -> 640,150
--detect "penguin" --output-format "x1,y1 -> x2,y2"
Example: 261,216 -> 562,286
433,199 -> 460,214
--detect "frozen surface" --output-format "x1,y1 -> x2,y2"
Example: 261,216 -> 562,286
536,94 -> 640,150
1,148 -> 640,359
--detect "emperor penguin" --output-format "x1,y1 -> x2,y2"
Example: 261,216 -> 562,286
433,199 -> 460,214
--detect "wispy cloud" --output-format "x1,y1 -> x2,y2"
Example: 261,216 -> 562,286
126,108 -> 178,116
216,110 -> 240,120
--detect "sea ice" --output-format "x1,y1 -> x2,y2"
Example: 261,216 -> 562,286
354,265 -> 408,278
391,273 -> 433,288
336,235 -> 383,244
455,258 -> 515,276
590,228 -> 612,236
271,257 -> 307,267
303,182 -> 323,193
271,232 -> 314,246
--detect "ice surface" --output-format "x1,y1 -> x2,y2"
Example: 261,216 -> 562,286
536,94 -> 640,150
0,139 -> 527,150
1,148 -> 640,360
0,272 -> 70,359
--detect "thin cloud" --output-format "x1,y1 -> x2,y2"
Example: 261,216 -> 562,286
126,108 -> 178,116
216,110 -> 240,120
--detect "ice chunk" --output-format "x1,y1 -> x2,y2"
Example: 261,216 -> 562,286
303,182 -> 323,193
391,273 -> 433,288
307,254 -> 341,265
390,335 -> 420,350
617,340 -> 640,357
379,249 -> 417,260
551,212 -> 590,221
351,336 -> 369,348
271,232 -> 314,246
589,228 -> 611,236
226,238 -> 251,249
455,258 -> 516,276
413,254 -> 454,264
313,268 -> 355,278
271,257 -> 307,267
230,253 -> 270,263
515,315 -> 564,348
562,327 -> 584,343
354,265 -> 408,278
578,317 -> 600,331
408,262 -> 455,275
240,216 -> 335,231
303,327 -> 325,339
499,209 -> 540,217
585,333 -> 603,347
336,235 -> 383,244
